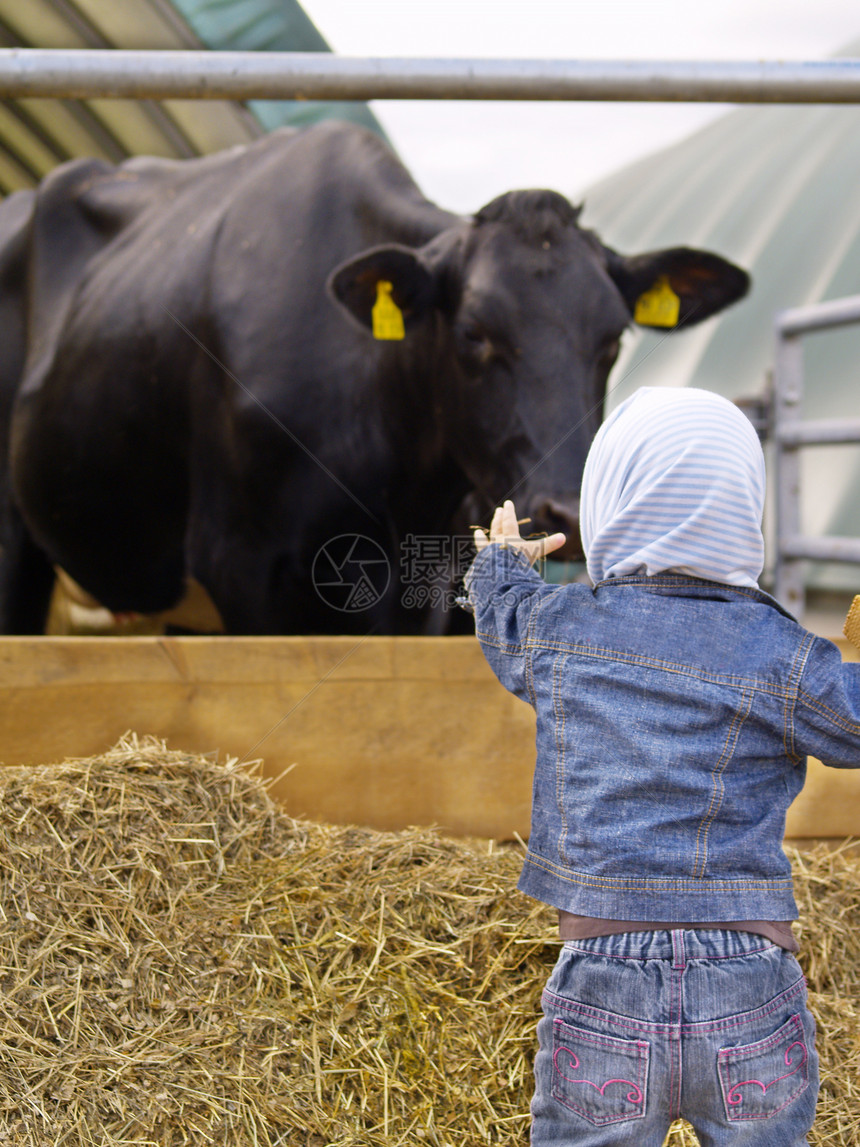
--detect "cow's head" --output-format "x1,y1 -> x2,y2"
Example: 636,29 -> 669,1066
328,191 -> 748,558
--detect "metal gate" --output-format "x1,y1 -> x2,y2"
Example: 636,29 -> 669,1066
773,295 -> 860,616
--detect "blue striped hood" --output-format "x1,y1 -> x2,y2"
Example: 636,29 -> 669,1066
580,387 -> 765,587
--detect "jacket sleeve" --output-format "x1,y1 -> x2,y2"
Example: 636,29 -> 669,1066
792,634 -> 860,768
464,544 -> 556,705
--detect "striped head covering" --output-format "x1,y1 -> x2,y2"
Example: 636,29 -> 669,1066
580,387 -> 765,587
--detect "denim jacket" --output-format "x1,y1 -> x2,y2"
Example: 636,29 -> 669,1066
466,544 -> 860,921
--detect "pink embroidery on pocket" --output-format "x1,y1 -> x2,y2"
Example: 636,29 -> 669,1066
726,1041 -> 808,1107
553,1046 -> 644,1106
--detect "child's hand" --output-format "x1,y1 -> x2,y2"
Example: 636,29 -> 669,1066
473,499 -> 567,566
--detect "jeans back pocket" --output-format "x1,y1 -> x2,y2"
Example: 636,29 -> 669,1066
551,1017 -> 650,1126
718,1012 -> 809,1121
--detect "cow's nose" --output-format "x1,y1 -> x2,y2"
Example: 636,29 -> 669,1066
527,497 -> 584,560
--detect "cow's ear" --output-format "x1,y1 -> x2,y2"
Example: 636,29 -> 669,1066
605,247 -> 750,330
327,244 -> 436,338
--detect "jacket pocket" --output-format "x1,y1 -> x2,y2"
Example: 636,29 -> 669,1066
718,1013 -> 809,1121
551,1017 -> 649,1126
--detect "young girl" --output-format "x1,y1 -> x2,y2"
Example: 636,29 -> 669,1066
466,386 -> 860,1146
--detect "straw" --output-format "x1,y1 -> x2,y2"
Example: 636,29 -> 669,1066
0,735 -> 856,1145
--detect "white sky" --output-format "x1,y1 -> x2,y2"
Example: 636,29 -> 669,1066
300,0 -> 860,211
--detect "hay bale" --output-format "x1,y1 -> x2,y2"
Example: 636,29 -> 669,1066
0,736 -> 856,1145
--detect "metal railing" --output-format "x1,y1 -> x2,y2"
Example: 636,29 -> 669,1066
773,295 -> 860,616
0,50 -> 858,102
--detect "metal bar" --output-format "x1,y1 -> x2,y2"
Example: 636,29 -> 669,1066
776,294 -> 860,337
777,418 -> 860,446
780,536 -> 860,564
772,333 -> 805,614
0,50 -> 859,102
771,290 -> 860,617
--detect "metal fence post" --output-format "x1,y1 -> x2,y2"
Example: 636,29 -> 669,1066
772,324 -> 805,615
771,296 -> 860,618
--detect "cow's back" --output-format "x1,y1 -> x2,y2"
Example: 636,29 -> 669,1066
5,123 -> 458,619
18,123 -> 455,401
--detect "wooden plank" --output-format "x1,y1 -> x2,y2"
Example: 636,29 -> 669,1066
0,636 -> 535,839
1,635 -> 858,840
785,637 -> 860,839
786,756 -> 860,838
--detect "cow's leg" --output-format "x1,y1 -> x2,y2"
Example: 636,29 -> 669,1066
0,503 -> 55,633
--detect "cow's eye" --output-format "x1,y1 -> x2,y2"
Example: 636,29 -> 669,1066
461,323 -> 486,347
456,321 -> 495,366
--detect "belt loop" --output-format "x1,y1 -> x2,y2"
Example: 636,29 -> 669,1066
671,928 -> 686,970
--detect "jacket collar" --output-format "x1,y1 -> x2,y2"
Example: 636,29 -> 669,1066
591,571 -> 797,621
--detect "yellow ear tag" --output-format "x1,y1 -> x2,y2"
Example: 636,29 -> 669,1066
372,280 -> 405,340
633,275 -> 681,328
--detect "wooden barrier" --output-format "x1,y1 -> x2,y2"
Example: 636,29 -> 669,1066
1,635 -> 858,840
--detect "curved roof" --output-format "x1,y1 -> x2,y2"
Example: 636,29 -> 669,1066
578,37 -> 860,590
0,0 -> 382,193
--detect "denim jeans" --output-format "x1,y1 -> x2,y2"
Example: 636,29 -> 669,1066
531,929 -> 818,1146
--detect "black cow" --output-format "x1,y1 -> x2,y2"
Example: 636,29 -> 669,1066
0,121 -> 748,635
